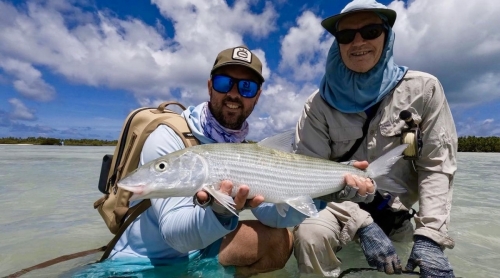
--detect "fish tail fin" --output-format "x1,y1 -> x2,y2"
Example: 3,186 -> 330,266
203,186 -> 238,216
366,144 -> 408,194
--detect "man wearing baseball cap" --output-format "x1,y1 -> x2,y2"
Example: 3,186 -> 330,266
293,0 -> 457,277
77,45 -> 322,277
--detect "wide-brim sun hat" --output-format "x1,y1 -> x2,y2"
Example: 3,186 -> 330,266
321,0 -> 397,35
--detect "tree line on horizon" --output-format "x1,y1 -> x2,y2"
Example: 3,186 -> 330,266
457,136 -> 500,152
0,136 -> 117,146
1,135 -> 499,152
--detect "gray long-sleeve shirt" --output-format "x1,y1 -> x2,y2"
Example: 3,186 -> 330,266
294,70 -> 457,248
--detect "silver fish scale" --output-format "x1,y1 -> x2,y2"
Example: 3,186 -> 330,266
188,143 -> 367,202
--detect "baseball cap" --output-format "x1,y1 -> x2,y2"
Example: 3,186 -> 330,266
210,45 -> 265,83
321,0 -> 397,35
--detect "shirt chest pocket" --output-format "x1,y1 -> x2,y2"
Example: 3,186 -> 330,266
329,127 -> 363,159
379,121 -> 401,138
379,106 -> 422,138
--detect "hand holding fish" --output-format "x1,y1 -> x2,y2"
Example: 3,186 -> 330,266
195,180 -> 265,214
317,160 -> 376,204
345,160 -> 376,195
344,172 -> 375,196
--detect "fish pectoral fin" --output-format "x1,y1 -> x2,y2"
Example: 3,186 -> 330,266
202,186 -> 238,217
284,196 -> 318,218
275,203 -> 290,217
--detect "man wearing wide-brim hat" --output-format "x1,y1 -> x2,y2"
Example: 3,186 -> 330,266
292,0 -> 457,277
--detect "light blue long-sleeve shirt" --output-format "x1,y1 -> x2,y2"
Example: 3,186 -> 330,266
110,102 -> 324,261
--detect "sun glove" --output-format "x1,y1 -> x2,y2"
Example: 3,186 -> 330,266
405,235 -> 455,277
316,186 -> 376,203
357,222 -> 402,274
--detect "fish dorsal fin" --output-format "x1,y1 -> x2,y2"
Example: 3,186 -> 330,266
275,203 -> 290,217
283,196 -> 318,218
202,185 -> 237,216
257,129 -> 295,153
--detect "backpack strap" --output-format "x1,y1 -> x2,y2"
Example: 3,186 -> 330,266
337,102 -> 381,162
99,199 -> 152,261
4,201 -> 153,277
165,121 -> 199,147
157,101 -> 186,112
157,101 -> 199,147
5,246 -> 107,278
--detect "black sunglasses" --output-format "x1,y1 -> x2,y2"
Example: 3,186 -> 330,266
211,74 -> 260,98
334,24 -> 386,44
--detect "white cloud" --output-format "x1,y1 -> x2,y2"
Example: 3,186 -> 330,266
8,98 -> 36,121
448,72 -> 500,108
0,58 -> 55,101
249,77 -> 319,139
153,0 -> 277,40
279,10 -> 332,81
456,118 -> 500,137
243,10 -> 333,138
250,48 -> 271,82
1,0 -> 500,139
0,0 -> 277,105
389,0 -> 500,105
483,119 -> 494,125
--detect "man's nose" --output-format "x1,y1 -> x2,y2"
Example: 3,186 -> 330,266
227,83 -> 240,98
351,32 -> 365,45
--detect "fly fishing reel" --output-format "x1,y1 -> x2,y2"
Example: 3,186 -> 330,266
399,110 -> 422,160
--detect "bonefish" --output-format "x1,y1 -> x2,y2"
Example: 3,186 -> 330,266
118,131 -> 408,218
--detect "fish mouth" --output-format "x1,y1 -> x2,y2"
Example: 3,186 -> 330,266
129,193 -> 141,201
117,183 -> 145,201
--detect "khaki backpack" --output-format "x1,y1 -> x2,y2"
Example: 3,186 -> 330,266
93,101 -> 199,260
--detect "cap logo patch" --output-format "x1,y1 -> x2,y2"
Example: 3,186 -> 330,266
232,47 -> 252,63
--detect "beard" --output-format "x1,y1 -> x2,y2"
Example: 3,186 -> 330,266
208,96 -> 252,130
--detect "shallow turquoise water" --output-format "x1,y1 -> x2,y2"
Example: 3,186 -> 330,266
0,146 -> 498,277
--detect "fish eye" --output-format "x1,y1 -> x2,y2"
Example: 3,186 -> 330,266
154,161 -> 168,172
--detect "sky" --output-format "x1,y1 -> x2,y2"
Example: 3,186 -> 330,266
0,0 -> 499,141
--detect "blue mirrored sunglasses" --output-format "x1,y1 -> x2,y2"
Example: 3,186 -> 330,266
211,74 -> 260,98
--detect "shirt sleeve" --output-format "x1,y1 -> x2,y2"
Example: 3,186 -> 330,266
413,77 -> 457,248
140,125 -> 239,253
151,197 -> 238,253
250,200 -> 326,228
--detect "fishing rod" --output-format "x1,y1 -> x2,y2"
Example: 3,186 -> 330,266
339,267 -> 419,277
338,267 -> 463,277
